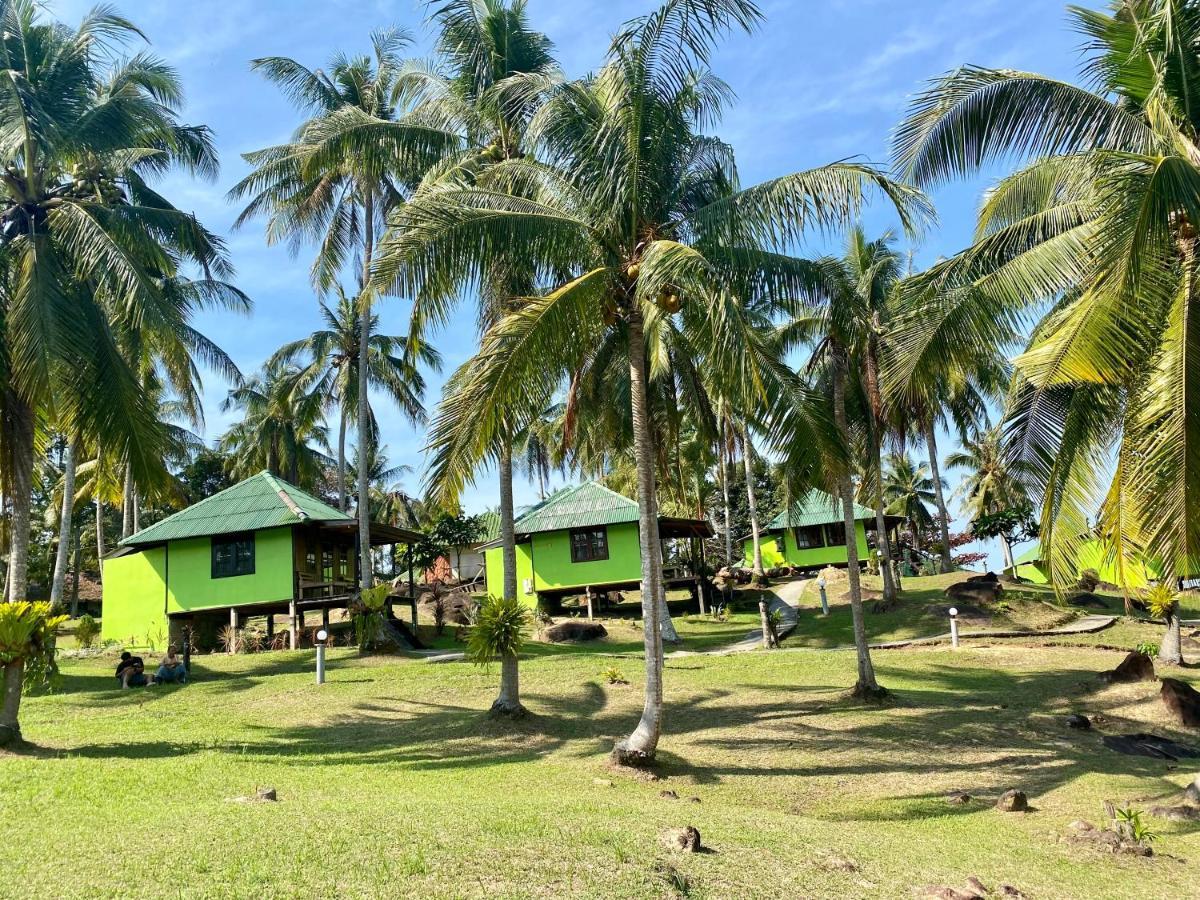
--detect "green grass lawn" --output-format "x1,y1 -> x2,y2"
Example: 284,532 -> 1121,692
4,635 -> 1200,898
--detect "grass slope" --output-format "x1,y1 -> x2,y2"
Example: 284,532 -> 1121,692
3,636 -> 1199,898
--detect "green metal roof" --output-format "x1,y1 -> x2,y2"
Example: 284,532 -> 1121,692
121,471 -> 350,546
766,489 -> 874,531
513,481 -> 640,535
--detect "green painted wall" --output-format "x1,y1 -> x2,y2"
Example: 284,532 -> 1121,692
166,527 -> 294,612
486,522 -> 646,605
101,547 -> 168,647
485,541 -> 535,605
742,521 -> 869,569
1018,539 -> 1160,588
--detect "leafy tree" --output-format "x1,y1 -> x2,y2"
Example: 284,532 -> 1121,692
179,448 -> 235,502
971,506 -> 1038,577
1144,582 -> 1184,666
881,453 -> 938,547
219,364 -> 330,489
891,0 -> 1200,594
0,2 -> 231,601
269,287 -> 440,510
387,0 -> 928,755
231,27 -> 456,592
0,601 -> 67,746
467,593 -> 529,717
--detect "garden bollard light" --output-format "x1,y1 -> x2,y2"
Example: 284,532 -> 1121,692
949,607 -> 959,649
315,628 -> 328,684
817,575 -> 829,616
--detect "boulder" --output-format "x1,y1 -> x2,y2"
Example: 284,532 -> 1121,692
658,789 -> 679,800
660,825 -> 702,853
255,787 -> 277,802
1066,713 -> 1092,730
1148,804 -> 1200,822
544,621 -> 608,643
1161,677 -> 1200,728
945,790 -> 972,805
965,572 -> 999,584
946,580 -> 1002,604
1185,775 -> 1200,805
1101,732 -> 1200,760
995,789 -> 1028,812
1067,592 -> 1108,609
1101,650 -> 1156,683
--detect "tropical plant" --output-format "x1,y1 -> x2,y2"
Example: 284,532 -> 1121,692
882,453 -> 938,546
74,614 -> 100,650
890,0 -> 1200,598
467,593 -> 528,716
0,2 -> 231,601
971,506 -> 1039,577
219,363 -> 330,489
0,601 -> 67,746
384,0 -> 928,755
269,287 -> 440,510
1144,582 -> 1184,665
231,27 -> 457,592
946,427 -> 1032,573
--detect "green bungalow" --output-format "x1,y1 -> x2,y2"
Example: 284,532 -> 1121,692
100,471 -> 423,649
482,481 -> 713,608
1014,539 -> 1161,587
742,489 -> 890,572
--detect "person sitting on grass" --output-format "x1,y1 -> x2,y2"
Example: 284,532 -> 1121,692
115,651 -> 151,688
155,645 -> 188,684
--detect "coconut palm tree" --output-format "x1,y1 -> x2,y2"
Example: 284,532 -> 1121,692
0,2 -> 231,601
231,28 -> 457,592
219,364 -> 330,489
891,0 -> 1200,592
946,427 -> 1029,572
882,453 -> 938,548
383,0 -> 928,758
269,287 -> 440,510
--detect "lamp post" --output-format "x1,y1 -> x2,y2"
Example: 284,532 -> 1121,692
948,607 -> 959,649
816,575 -> 829,616
315,628 -> 328,684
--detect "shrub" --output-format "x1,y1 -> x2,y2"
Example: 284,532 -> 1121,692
1078,568 -> 1101,592
599,665 -> 628,685
74,614 -> 100,649
467,594 -> 528,669
1115,807 -> 1157,845
1144,583 -> 1179,620
1135,641 -> 1159,657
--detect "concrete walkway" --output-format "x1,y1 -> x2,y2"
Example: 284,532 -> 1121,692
834,613 -> 1117,651
671,578 -> 809,657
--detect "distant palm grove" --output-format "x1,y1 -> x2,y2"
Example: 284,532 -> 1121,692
2,0 -> 1198,760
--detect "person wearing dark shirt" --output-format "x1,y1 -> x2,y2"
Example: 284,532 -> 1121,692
115,651 -> 150,688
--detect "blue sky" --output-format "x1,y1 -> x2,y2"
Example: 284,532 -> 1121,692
51,0 -> 1089,563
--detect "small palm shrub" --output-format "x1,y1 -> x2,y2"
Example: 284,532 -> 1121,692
599,665 -> 628,685
467,594 -> 528,669
1115,807 -> 1157,846
351,583 -> 391,650
74,614 -> 100,649
1135,641 -> 1159,657
1,602 -> 68,746
1144,583 -> 1179,620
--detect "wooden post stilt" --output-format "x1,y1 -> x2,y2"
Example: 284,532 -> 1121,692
697,576 -> 706,616
266,614 -> 274,639
228,608 -> 239,654
322,607 -> 330,630
586,586 -> 594,621
289,600 -> 298,650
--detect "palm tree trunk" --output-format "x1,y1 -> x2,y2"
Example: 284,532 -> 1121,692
1000,534 -> 1015,577
0,659 -> 23,746
614,307 -> 666,767
94,498 -> 106,578
70,529 -> 81,617
6,395 -> 34,603
1160,609 -> 1184,666
121,461 -> 134,540
337,406 -> 348,512
720,435 -> 733,567
494,441 -> 526,717
870,434 -> 898,605
833,346 -> 884,698
50,440 -> 77,609
131,489 -> 140,534
357,191 -> 375,592
924,417 -> 954,573
741,424 -> 765,580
